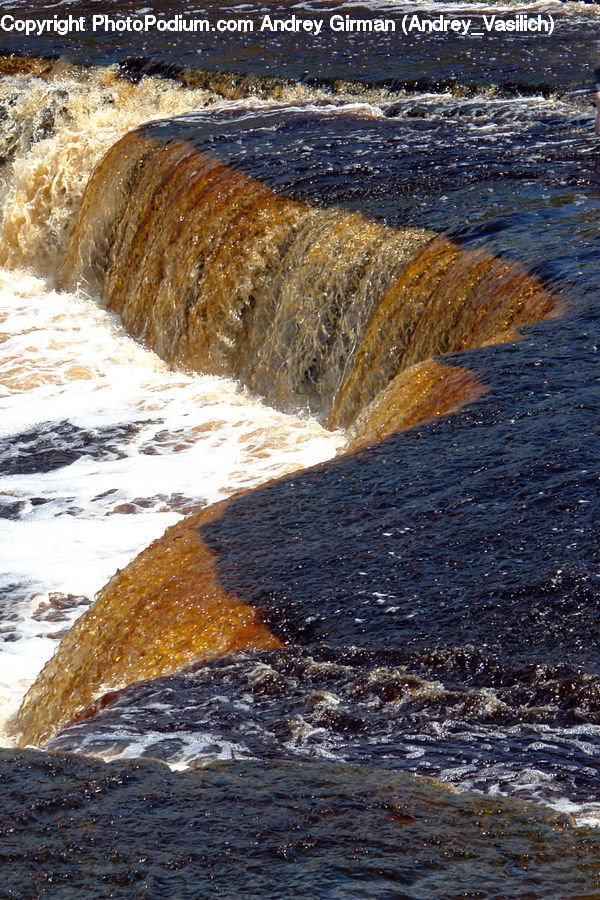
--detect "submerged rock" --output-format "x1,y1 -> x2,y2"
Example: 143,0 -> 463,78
2,749 -> 599,899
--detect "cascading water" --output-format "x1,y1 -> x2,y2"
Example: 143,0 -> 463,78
2,2 -> 600,894
0,64 -> 344,738
58,110 -> 558,427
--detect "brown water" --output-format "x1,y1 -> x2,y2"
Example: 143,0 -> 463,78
2,1 -> 600,893
59,112 -> 558,427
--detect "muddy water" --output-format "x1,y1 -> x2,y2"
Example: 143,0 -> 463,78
1,0 -> 600,893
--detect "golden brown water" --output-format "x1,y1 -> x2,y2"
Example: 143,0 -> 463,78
1,1 -> 600,886
15,113 -> 564,747
329,236 -> 558,428
16,498 -> 281,747
0,62 -> 224,273
347,360 -> 487,450
5,61 -> 567,752
61,128 -> 558,428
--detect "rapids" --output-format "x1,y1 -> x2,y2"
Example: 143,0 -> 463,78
1,1 -> 600,894
0,270 -> 340,733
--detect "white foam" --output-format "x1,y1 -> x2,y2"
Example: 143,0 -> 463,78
0,268 -> 343,740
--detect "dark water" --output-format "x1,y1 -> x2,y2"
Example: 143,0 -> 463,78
2,0 -> 600,892
139,102 -> 597,217
2,749 -> 600,899
0,421 -> 145,475
136,99 -> 600,292
0,0 -> 597,96
200,313 -> 600,670
47,309 -> 600,815
47,646 -> 600,814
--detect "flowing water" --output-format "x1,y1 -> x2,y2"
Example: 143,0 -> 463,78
1,1 -> 600,895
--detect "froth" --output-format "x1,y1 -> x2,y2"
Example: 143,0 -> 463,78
0,269 -> 342,739
0,66 -> 221,273
0,65 -> 395,278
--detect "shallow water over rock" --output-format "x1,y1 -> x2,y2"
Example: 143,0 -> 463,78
2,749 -> 600,898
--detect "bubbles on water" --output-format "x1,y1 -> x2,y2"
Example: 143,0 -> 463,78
0,268 -> 342,734
43,646 -> 600,827
0,64 -> 224,272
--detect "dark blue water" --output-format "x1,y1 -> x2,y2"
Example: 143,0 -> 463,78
46,310 -> 600,816
139,100 -> 600,298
